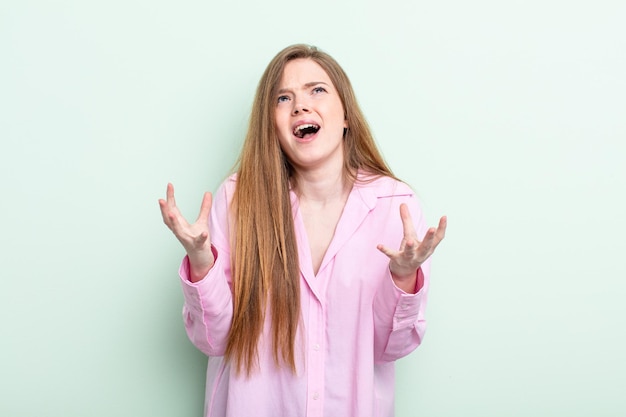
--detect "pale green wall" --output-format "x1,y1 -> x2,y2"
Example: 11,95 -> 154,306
1,1 -> 625,416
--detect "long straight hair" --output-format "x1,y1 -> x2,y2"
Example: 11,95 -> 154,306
226,44 -> 396,376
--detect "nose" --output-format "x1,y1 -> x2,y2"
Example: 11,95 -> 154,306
293,102 -> 310,115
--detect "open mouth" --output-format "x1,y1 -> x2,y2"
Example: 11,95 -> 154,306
293,124 -> 320,139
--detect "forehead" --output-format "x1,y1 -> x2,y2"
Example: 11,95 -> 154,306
279,58 -> 333,88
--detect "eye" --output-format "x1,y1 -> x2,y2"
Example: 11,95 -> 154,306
277,95 -> 290,104
312,86 -> 327,94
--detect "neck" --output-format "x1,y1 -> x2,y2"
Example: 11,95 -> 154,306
292,165 -> 353,204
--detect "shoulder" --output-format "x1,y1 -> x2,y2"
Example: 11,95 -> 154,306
355,172 -> 414,199
219,173 -> 238,191
212,173 -> 238,205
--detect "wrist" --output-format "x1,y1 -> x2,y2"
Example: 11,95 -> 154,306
188,246 -> 217,282
389,266 -> 418,282
390,267 -> 419,294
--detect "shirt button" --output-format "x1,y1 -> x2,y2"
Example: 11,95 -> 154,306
313,392 -> 319,400
313,344 -> 320,351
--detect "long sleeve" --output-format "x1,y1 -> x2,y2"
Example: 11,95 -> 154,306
371,188 -> 431,363
372,263 -> 430,362
178,174 -> 436,417
179,179 -> 235,357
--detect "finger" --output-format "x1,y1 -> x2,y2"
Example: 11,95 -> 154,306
418,216 -> 448,256
158,199 -> 172,227
194,231 -> 209,246
435,216 -> 447,241
196,192 -> 213,224
402,238 -> 416,256
399,203 -> 417,239
423,217 -> 447,251
164,202 -> 190,235
417,227 -> 437,254
166,183 -> 177,208
376,244 -> 399,259
167,211 -> 185,234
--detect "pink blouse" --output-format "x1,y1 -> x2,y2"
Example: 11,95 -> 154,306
179,173 -> 431,417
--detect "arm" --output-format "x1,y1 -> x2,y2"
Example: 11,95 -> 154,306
158,183 -> 215,280
179,248 -> 233,357
374,195 -> 446,362
159,180 -> 235,356
372,260 -> 430,362
378,203 -> 446,293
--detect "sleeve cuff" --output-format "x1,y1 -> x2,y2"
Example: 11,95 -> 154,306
179,248 -> 232,317
380,268 -> 425,331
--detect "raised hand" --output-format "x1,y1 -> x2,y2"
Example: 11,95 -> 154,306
159,183 -> 214,282
377,203 -> 447,292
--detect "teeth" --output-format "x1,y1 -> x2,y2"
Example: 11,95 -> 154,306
293,124 -> 319,135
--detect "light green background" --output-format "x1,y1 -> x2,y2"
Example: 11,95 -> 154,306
1,0 -> 625,416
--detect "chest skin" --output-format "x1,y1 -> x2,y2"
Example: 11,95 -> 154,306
299,195 -> 348,276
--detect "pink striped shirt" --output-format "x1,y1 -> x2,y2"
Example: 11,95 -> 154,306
179,173 -> 431,417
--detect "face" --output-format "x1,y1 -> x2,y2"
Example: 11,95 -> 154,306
274,58 -> 348,173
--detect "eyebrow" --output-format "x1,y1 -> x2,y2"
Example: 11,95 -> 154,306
277,81 -> 330,95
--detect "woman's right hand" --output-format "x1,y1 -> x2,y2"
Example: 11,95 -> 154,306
159,183 -> 214,282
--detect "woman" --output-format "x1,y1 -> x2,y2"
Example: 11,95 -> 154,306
159,44 -> 446,417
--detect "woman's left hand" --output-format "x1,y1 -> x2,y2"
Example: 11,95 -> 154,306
377,204 -> 447,291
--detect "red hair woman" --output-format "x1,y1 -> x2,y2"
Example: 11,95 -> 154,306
159,44 -> 446,417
